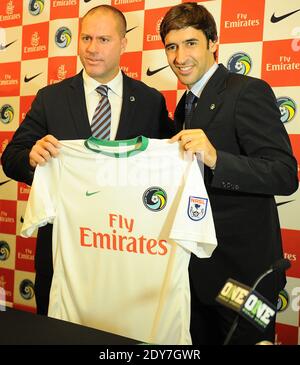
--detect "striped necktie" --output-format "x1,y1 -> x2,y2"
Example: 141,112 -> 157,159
91,85 -> 111,140
184,91 -> 198,129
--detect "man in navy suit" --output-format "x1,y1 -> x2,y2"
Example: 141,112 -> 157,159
2,5 -> 172,315
160,2 -> 298,345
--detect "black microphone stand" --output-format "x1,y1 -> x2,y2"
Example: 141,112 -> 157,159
223,259 -> 290,345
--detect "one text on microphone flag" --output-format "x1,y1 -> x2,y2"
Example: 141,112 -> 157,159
216,278 -> 277,331
240,290 -> 276,331
216,278 -> 251,312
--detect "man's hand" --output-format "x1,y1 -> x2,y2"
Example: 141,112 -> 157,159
29,135 -> 61,168
170,129 -> 217,168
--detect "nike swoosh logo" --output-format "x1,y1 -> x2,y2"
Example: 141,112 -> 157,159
271,9 -> 300,23
126,26 -> 138,34
146,65 -> 169,76
24,72 -> 43,83
0,40 -> 17,51
0,179 -> 11,186
276,200 -> 294,207
86,190 -> 101,197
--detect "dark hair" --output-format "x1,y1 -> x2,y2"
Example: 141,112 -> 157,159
160,2 -> 218,46
82,5 -> 127,37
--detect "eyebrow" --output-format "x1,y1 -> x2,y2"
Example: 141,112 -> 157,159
165,37 -> 199,47
183,38 -> 199,43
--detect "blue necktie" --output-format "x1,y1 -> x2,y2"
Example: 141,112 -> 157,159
184,92 -> 198,129
91,85 -> 111,140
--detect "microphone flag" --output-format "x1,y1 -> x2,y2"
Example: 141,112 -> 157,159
216,278 -> 276,331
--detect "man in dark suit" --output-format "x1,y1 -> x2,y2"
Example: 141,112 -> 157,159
160,3 -> 298,345
1,5 -> 172,315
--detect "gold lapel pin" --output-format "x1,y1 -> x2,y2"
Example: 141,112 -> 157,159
210,103 -> 216,110
130,96 -> 135,102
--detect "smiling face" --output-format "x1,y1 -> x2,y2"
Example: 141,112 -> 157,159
79,9 -> 127,84
164,26 -> 217,89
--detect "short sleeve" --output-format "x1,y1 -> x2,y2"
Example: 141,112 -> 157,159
21,158 -> 60,237
169,159 -> 218,258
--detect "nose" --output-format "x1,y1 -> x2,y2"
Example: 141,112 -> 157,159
174,46 -> 187,65
86,38 -> 97,53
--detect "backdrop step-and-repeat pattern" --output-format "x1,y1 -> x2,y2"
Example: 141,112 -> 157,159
0,0 -> 299,344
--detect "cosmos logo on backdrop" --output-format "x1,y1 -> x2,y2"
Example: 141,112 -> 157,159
0,104 -> 14,124
277,97 -> 297,123
277,289 -> 289,312
19,279 -> 35,300
55,27 -> 72,48
28,0 -> 44,16
0,241 -> 10,261
227,52 -> 252,75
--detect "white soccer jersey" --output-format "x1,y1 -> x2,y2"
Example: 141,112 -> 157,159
21,136 -> 217,345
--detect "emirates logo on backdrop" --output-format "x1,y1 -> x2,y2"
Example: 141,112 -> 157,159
31,31 -> 40,47
0,0 -> 21,24
6,0 -> 14,15
57,65 -> 67,81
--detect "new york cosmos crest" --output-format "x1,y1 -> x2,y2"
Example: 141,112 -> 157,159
188,196 -> 208,221
143,187 -> 167,212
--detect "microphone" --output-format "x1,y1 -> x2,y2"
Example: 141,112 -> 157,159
219,258 -> 291,345
251,258 -> 291,291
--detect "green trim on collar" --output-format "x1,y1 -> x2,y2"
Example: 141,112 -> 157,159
84,135 -> 149,158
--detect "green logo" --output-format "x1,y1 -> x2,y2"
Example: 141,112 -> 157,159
86,190 -> 101,197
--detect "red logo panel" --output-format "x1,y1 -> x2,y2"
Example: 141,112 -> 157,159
22,22 -> 49,60
275,323 -> 299,345
17,182 -> 31,201
0,0 -> 22,28
289,134 -> 300,181
48,56 -> 77,85
282,229 -> 300,279
112,0 -> 144,12
143,7 -> 170,51
15,236 -> 36,272
161,90 -> 177,120
0,131 -> 13,162
0,62 -> 20,96
261,40 -> 300,87
50,0 -> 79,20
19,95 -> 35,123
220,0 -> 264,43
13,303 -> 36,313
0,268 -> 14,303
120,52 -> 142,80
0,199 -> 16,235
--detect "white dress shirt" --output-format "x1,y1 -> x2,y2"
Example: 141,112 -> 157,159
82,69 -> 123,140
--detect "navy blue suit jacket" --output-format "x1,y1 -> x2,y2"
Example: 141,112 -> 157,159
174,64 -> 298,303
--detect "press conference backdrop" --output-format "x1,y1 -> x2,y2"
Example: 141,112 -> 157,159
0,0 -> 299,344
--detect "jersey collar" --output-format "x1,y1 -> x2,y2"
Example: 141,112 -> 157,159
84,135 -> 149,158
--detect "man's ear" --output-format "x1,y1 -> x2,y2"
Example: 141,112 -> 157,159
209,39 -> 218,54
121,37 -> 127,55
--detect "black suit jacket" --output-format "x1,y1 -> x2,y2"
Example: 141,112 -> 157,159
2,71 -> 173,275
175,64 -> 298,304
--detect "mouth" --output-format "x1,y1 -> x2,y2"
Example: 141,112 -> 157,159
85,58 -> 102,65
175,65 -> 193,75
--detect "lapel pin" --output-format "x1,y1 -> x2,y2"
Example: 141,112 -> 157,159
210,103 -> 216,110
130,96 -> 135,102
